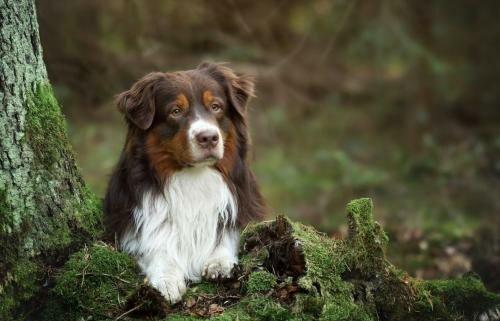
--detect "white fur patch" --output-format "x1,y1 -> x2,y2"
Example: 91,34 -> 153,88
188,118 -> 224,161
121,167 -> 238,302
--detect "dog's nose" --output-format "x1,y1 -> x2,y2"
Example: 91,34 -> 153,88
195,130 -> 219,149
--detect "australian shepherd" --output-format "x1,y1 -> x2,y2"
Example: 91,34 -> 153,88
104,63 -> 265,303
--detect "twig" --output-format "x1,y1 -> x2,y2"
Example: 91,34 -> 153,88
114,303 -> 144,321
77,272 -> 132,284
80,262 -> 91,288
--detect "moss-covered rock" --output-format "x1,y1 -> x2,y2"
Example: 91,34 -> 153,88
38,198 -> 500,321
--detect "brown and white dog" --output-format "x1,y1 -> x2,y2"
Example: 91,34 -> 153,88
104,63 -> 265,303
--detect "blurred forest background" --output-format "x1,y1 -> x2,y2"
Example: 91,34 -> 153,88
36,0 -> 499,291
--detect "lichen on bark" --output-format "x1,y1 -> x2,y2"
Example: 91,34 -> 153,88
39,198 -> 500,321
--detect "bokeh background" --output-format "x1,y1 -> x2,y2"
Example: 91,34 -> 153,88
36,1 -> 500,291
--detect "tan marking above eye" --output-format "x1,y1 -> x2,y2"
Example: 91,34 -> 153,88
169,94 -> 189,117
176,93 -> 189,109
203,90 -> 214,107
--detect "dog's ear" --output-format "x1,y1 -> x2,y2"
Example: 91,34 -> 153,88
198,62 -> 255,118
116,72 -> 165,130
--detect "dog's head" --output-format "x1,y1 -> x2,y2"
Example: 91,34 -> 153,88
117,63 -> 254,175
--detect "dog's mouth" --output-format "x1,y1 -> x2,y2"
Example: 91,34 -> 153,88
187,151 -> 223,167
190,157 -> 218,167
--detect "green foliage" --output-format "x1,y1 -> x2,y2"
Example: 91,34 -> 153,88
246,271 -> 277,294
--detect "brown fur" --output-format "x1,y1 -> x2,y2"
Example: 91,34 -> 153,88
145,128 -> 185,177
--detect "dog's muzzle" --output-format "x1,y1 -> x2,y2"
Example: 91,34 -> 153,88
188,119 -> 224,164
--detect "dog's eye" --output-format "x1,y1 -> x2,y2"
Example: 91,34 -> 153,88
170,107 -> 182,117
211,103 -> 222,112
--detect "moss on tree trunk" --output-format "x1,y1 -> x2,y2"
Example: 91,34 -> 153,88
0,0 -> 101,318
40,199 -> 500,321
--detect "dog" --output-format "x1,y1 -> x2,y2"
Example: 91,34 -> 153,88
103,62 -> 265,303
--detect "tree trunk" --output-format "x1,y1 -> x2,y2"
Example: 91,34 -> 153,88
0,0 -> 100,318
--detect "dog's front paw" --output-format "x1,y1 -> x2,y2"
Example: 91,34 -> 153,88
202,257 -> 236,280
149,275 -> 186,304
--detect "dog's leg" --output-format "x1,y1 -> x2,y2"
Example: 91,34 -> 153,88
138,251 -> 186,303
202,228 -> 239,279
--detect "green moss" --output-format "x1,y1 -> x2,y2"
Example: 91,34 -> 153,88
240,221 -> 268,247
320,297 -> 373,321
292,294 -> 324,317
25,84 -> 72,167
185,280 -> 220,298
30,199 -> 500,320
365,266 -> 414,320
246,271 -> 277,294
414,274 -> 500,320
0,188 -> 8,225
238,211 -> 379,319
41,220 -> 72,251
39,300 -> 80,321
23,83 -> 103,250
0,181 -> 23,236
240,248 -> 269,274
161,297 -> 292,321
72,186 -> 103,239
0,297 -> 15,321
0,81 -> 103,320
290,219 -> 351,296
209,307 -> 252,321
242,296 -> 294,321
164,315 -> 200,321
346,198 -> 388,272
42,243 -> 141,320
0,259 -> 39,320
32,188 -> 102,255
297,276 -> 314,291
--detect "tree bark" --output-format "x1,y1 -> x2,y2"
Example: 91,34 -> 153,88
0,0 -> 100,317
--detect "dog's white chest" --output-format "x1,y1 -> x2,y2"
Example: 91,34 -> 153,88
122,167 -> 236,280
